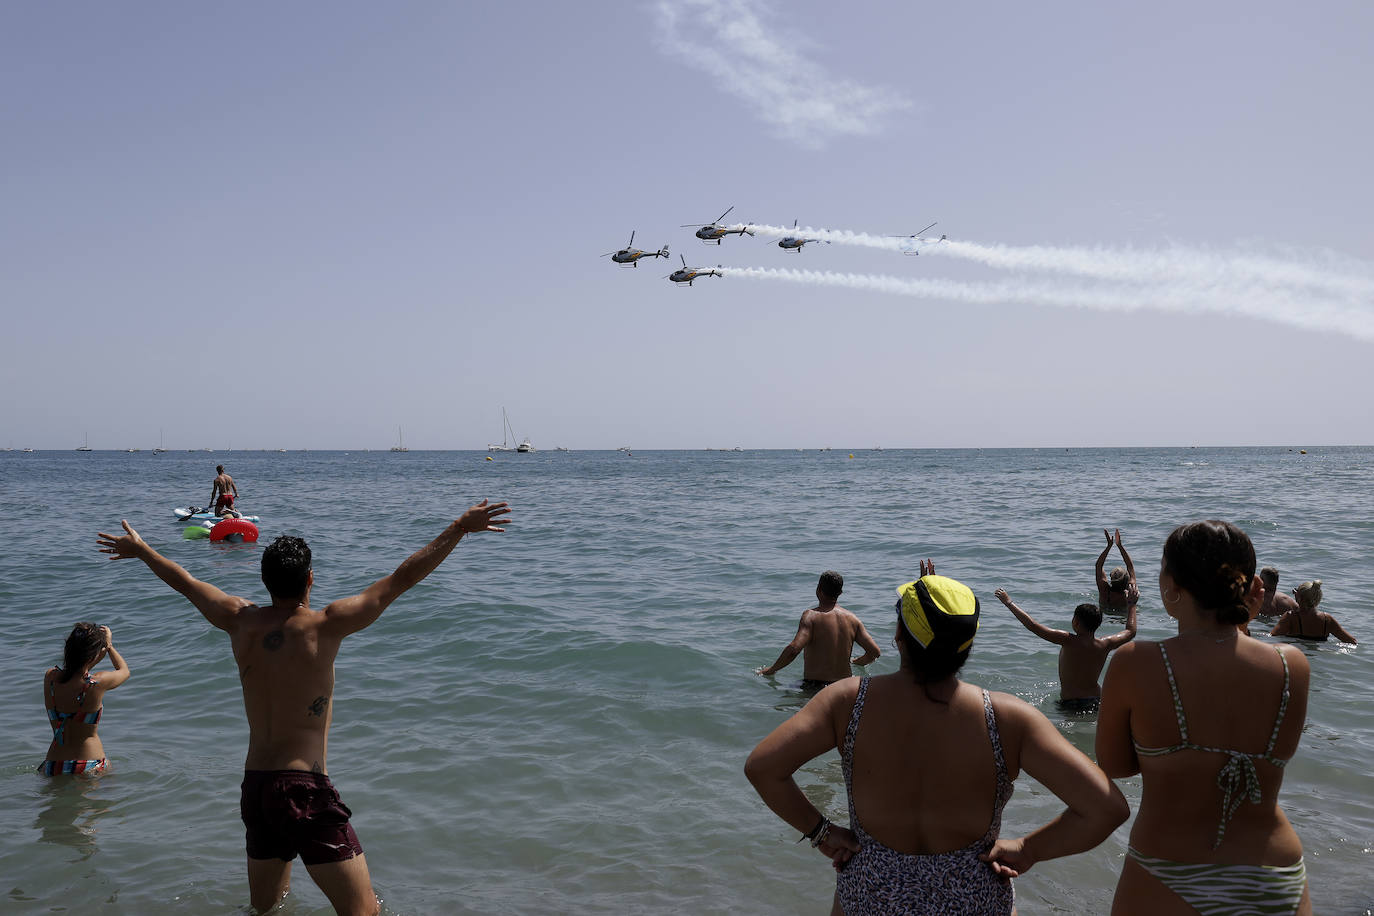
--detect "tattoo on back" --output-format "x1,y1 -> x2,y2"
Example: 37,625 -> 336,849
311,761 -> 324,775
308,695 -> 329,717
263,630 -> 284,651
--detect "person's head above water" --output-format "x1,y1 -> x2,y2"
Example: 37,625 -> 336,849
1292,579 -> 1323,610
262,535 -> 312,601
1161,520 -> 1256,625
1108,566 -> 1130,590
1073,603 -> 1103,633
817,570 -> 843,601
60,621 -> 105,683
216,465 -> 225,474
1259,566 -> 1280,590
894,574 -> 980,685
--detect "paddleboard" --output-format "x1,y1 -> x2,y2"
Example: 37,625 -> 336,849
174,508 -> 260,524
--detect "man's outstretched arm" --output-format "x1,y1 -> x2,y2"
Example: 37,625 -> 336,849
1102,594 -> 1139,650
323,499 -> 511,637
757,613 -> 813,676
996,589 -> 1071,645
97,521 -> 249,631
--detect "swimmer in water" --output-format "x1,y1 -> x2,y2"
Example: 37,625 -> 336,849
1096,528 -> 1138,611
756,570 -> 882,691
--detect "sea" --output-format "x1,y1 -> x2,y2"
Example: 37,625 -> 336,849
0,447 -> 1369,915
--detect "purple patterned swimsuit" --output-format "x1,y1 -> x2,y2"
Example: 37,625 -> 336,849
836,678 -> 1016,915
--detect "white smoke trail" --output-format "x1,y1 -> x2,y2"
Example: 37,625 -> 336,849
717,266 -> 1374,341
743,223 -> 1374,302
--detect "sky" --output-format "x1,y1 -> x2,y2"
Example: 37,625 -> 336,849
3,1 -> 1372,450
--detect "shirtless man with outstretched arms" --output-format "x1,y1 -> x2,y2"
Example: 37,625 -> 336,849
996,587 -> 1137,711
756,570 -> 882,688
97,499 -> 511,916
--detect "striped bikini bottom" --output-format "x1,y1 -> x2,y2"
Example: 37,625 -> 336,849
37,758 -> 108,777
1127,847 -> 1305,915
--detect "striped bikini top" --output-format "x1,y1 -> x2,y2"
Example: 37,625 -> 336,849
46,668 -> 102,745
1132,643 -> 1291,848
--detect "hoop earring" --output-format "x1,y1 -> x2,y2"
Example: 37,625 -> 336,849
1162,589 -> 1180,605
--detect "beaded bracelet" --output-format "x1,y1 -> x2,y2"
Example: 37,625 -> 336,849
798,815 -> 827,844
809,818 -> 833,848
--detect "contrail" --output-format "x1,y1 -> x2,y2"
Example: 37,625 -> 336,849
743,223 -> 1374,304
717,265 -> 1374,341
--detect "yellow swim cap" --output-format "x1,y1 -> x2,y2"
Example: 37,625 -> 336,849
896,575 -> 980,653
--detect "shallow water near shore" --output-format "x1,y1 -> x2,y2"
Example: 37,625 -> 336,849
0,447 -> 1370,914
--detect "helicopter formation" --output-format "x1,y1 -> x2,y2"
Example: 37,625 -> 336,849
604,207 -> 945,285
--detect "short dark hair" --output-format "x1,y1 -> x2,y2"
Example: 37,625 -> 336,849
818,570 -> 843,599
1073,603 -> 1103,632
262,536 -> 312,600
1259,566 -> 1279,586
216,465 -> 224,474
1163,520 -> 1255,625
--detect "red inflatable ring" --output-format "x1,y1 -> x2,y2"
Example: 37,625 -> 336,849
209,518 -> 260,543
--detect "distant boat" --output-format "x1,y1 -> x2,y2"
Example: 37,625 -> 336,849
153,428 -> 166,454
76,434 -> 92,452
490,408 -> 533,452
517,437 -> 535,453
22,447 -> 34,453
617,446 -> 632,452
554,446 -> 570,452
390,426 -> 409,452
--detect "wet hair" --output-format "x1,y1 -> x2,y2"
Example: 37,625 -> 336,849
895,601 -> 971,702
1073,603 -> 1104,632
1293,580 -> 1323,610
1162,520 -> 1256,625
1108,567 -> 1130,590
262,535 -> 312,600
58,622 -> 104,684
817,570 -> 843,599
216,465 -> 224,474
1259,566 -> 1280,587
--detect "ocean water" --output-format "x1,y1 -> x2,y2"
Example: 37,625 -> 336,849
0,447 -> 1369,915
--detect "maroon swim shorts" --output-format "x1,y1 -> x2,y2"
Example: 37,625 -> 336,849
240,770 -> 363,865
216,493 -> 236,511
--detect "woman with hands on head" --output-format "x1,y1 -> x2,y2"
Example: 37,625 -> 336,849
41,623 -> 130,776
746,560 -> 1127,915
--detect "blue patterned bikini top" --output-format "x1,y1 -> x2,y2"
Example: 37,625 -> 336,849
47,668 -> 102,745
1132,643 -> 1291,848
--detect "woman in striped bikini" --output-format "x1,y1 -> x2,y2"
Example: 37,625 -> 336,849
40,622 -> 130,776
1097,521 -> 1312,914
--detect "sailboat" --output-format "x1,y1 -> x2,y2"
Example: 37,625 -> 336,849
153,428 -> 167,454
390,426 -> 409,452
488,409 -> 516,452
76,434 -> 93,452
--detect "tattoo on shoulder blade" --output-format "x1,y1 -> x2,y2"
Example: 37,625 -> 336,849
263,630 -> 284,651
307,695 -> 329,717
311,760 -> 324,774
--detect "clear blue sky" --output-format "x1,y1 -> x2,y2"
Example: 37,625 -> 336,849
4,1 -> 1371,449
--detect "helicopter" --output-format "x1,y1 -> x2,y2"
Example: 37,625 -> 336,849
777,219 -> 830,253
666,254 -> 722,286
681,205 -> 755,244
888,221 -> 947,256
601,230 -> 669,267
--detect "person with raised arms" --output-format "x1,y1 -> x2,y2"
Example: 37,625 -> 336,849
96,499 -> 511,916
1096,528 -> 1138,611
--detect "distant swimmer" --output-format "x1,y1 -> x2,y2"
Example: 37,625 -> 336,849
211,465 -> 239,517
756,570 -> 882,690
1271,580 -> 1357,645
996,588 -> 1137,712
1095,528 -> 1138,611
97,499 -> 511,916
1256,566 -> 1300,619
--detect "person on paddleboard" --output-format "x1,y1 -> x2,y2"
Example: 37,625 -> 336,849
211,465 -> 240,517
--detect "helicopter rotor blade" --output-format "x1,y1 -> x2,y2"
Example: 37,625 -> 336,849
916,221 -> 938,237
628,230 -> 635,248
716,205 -> 734,223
